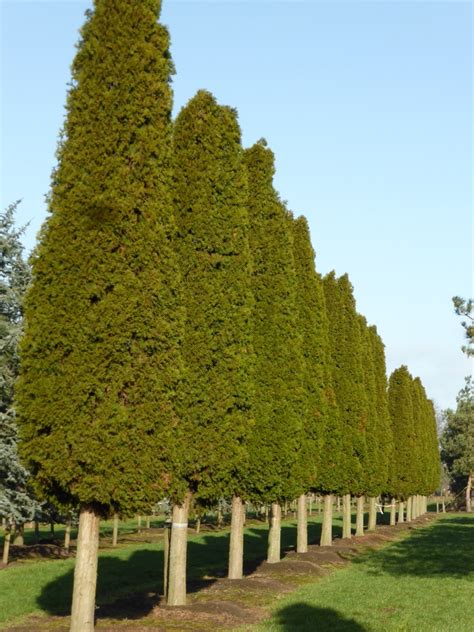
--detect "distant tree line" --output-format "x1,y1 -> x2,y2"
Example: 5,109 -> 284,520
0,2 -> 441,631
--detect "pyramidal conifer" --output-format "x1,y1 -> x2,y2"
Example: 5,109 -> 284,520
15,2 -> 183,629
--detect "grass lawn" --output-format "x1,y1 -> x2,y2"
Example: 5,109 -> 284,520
251,513 -> 474,632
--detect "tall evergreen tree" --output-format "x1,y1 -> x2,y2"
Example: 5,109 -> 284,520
15,2 -> 183,629
0,202 -> 36,564
171,90 -> 254,591
244,140 -> 304,562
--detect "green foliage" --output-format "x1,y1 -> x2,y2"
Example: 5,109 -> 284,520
172,90 -> 254,503
452,296 -> 473,357
0,202 -> 36,527
244,141 -> 304,502
441,377 -> 474,494
323,272 -> 367,495
15,0 -> 183,515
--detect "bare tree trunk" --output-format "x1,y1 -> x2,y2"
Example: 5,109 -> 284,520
309,495 -> 313,516
137,515 -> 142,533
267,503 -> 282,563
406,497 -> 412,522
368,497 -> 377,531
436,499 -> 439,513
69,506 -> 100,632
167,496 -> 190,606
64,519 -> 72,551
112,514 -> 119,547
355,496 -> 364,537
195,516 -> 201,534
336,496 -> 341,512
13,524 -> 24,546
342,494 -> 351,539
466,473 -> 472,513
296,494 -> 308,553
228,495 -> 245,579
398,501 -> 405,523
163,521 -> 171,599
442,498 -> 446,513
34,520 -> 40,543
146,516 -> 150,529
390,498 -> 396,526
2,528 -> 11,565
320,494 -> 333,546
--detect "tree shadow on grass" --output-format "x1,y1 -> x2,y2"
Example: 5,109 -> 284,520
274,604 -> 367,631
353,515 -> 474,579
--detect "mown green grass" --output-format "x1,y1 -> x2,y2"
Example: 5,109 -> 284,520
0,512 -> 331,629
251,513 -> 474,632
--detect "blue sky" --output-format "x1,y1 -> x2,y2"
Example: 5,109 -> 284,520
1,0 -> 472,410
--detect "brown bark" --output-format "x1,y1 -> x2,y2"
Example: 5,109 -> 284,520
466,473 -> 472,513
228,495 -> 245,579
2,528 -> 11,565
167,496 -> 190,606
390,498 -> 396,526
398,501 -> 405,523
367,497 -> 377,531
112,514 -> 119,547
69,506 -> 100,632
296,494 -> 308,553
320,494 -> 333,546
342,494 -> 351,539
355,496 -> 364,537
34,520 -> 40,543
267,503 -> 282,563
64,519 -> 72,551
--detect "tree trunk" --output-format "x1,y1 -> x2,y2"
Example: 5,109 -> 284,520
34,520 -> 40,543
167,496 -> 190,606
309,495 -> 313,516
398,501 -> 405,523
320,494 -> 333,546
64,519 -> 72,551
342,494 -> 351,539
69,506 -> 100,632
137,515 -> 142,533
390,498 -> 396,526
50,522 -> 55,536
2,528 -> 11,565
267,503 -> 281,563
368,497 -> 377,531
406,497 -> 412,522
146,516 -> 150,529
336,496 -> 341,512
216,506 -> 223,528
296,494 -> 308,553
163,521 -> 171,599
195,516 -> 201,534
355,496 -> 364,537
466,473 -> 472,513
442,498 -> 446,513
112,514 -> 119,547
228,495 -> 245,579
13,524 -> 24,546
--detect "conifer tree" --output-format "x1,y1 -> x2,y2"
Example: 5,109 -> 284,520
244,140 -> 304,562
291,216 -> 331,551
15,3 -> 182,629
323,273 -> 367,541
0,202 -> 36,564
171,90 -> 254,592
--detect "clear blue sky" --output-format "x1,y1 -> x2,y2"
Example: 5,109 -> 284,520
1,0 -> 472,410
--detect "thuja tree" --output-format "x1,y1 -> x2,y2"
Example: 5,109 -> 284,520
15,2 -> 183,630
291,216 -> 336,551
368,326 -> 394,523
0,202 -> 36,563
323,273 -> 367,542
171,91 -> 254,592
244,140 -> 304,562
441,377 -> 473,512
388,366 -> 417,522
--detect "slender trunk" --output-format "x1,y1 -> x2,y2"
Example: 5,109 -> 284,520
267,503 -> 282,563
167,496 -> 190,606
309,495 -> 313,516
34,520 -> 40,543
342,494 -> 351,539
228,495 -> 245,579
137,515 -> 142,533
318,497 -> 322,514
69,506 -> 100,632
368,497 -> 377,531
436,499 -> 439,514
296,494 -> 308,553
390,498 -> 396,526
146,516 -> 150,529
216,506 -> 223,529
336,496 -> 341,512
320,494 -> 333,546
406,497 -> 412,522
64,519 -> 72,551
163,521 -> 171,599
112,514 -> 119,547
466,473 -> 472,513
442,498 -> 446,513
50,522 -> 55,536
283,501 -> 288,518
355,496 -> 364,537
195,516 -> 201,534
398,501 -> 405,523
2,528 -> 11,565
13,524 -> 24,546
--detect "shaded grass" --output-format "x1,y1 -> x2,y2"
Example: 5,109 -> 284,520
251,513 -> 474,632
